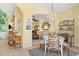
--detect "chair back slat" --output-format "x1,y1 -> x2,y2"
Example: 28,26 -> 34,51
48,33 -> 59,47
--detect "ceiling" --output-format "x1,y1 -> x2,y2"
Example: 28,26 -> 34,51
53,3 -> 79,13
28,3 -> 79,13
0,3 -> 78,16
26,3 -> 52,12
30,3 -> 79,20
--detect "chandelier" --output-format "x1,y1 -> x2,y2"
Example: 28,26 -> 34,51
47,3 -> 58,31
49,12 -> 57,20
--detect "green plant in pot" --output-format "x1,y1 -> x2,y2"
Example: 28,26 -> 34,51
0,10 -> 8,31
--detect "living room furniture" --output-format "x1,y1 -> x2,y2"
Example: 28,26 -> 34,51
39,31 -> 44,40
59,19 -> 74,46
8,31 -> 21,48
32,30 -> 39,40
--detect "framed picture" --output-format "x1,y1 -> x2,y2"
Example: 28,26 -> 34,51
26,19 -> 32,30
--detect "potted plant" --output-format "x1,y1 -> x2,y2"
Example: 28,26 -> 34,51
0,10 -> 8,39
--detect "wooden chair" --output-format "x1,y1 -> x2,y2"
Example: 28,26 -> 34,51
48,33 -> 61,55
8,31 -> 15,46
48,33 -> 70,56
8,31 -> 21,48
13,35 -> 21,48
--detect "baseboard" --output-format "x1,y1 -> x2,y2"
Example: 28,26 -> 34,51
22,43 -> 32,49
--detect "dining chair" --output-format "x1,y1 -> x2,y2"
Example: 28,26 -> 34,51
47,33 -> 61,55
48,33 -> 70,56
39,30 -> 49,54
8,31 -> 21,48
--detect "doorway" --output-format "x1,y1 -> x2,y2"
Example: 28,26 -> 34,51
32,13 -> 48,48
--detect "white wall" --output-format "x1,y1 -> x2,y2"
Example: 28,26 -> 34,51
16,4 -> 49,48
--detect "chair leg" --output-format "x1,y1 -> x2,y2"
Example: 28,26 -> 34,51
67,47 -> 69,56
57,47 -> 60,56
57,51 -> 60,56
45,46 -> 46,54
13,42 -> 16,48
65,46 -> 69,56
48,47 -> 51,55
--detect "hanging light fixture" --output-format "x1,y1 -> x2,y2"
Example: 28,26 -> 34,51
42,3 -> 58,32
49,12 -> 57,20
48,3 -> 58,32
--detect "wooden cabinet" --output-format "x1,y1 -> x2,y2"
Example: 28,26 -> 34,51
32,30 -> 39,40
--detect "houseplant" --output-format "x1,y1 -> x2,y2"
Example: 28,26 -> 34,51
0,10 -> 8,39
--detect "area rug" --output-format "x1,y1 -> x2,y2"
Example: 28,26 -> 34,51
29,48 -> 79,56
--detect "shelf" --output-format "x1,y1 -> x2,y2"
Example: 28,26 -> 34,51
59,19 -> 74,46
59,29 -> 73,31
59,24 -> 74,26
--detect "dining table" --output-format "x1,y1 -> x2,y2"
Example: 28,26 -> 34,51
42,34 -> 65,56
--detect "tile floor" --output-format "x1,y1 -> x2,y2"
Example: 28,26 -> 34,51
0,39 -> 29,56
0,39 -> 79,56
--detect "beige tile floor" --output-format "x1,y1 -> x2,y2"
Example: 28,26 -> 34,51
0,39 -> 79,56
0,39 -> 29,56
